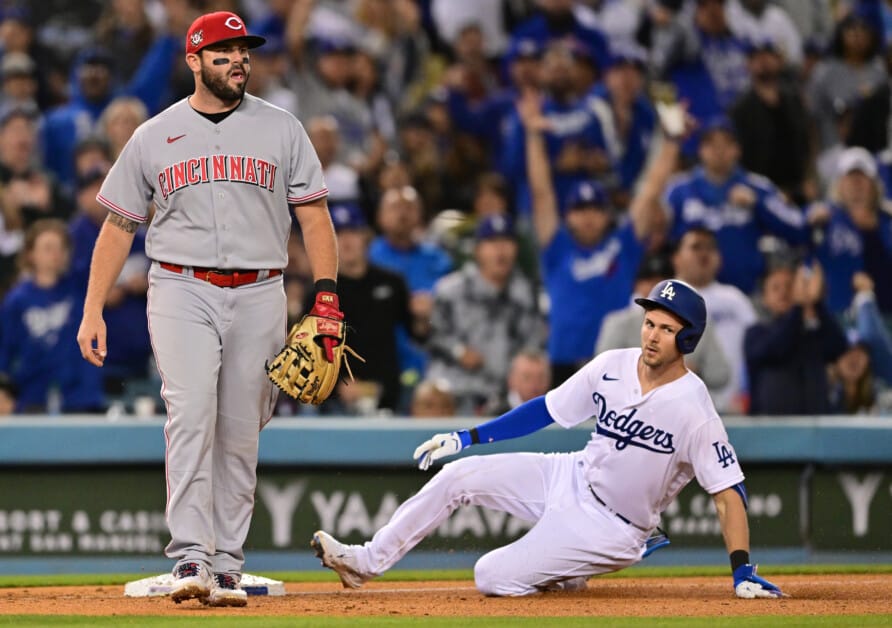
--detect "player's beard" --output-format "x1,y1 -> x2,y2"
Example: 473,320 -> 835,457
200,64 -> 248,103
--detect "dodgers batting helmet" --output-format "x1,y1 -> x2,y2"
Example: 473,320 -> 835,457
634,279 -> 706,354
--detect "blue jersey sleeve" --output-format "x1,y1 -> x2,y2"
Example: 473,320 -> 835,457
459,396 -> 555,447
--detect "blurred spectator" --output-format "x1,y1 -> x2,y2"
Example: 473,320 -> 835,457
72,135 -> 112,182
0,5 -> 60,110
848,272 -> 892,388
483,349 -> 551,416
409,378 -> 456,418
725,0 -> 803,66
97,96 -> 148,161
307,115 -> 360,204
0,372 -> 15,415
651,0 -> 750,125
585,42 -> 657,207
350,48 -> 396,150
369,186 -> 452,295
574,0 -> 643,48
443,37 -> 543,176
813,147 -> 892,315
509,0 -> 610,72
0,52 -> 38,112
828,340 -> 875,414
352,0 -> 430,109
94,0 -> 156,82
671,226 -> 756,413
597,247 -> 731,399
0,105 -> 72,232
426,214 -> 544,415
521,89 -> 669,384
247,22 -> 299,115
429,0 -> 509,57
773,0 -> 833,48
320,202 -> 417,414
68,163 -> 151,397
429,172 -> 540,280
440,23 -> 500,104
731,38 -> 813,203
39,47 -> 98,178
807,13 -> 886,151
285,8 -> 378,159
368,185 -> 450,393
0,219 -> 104,413
664,118 -> 811,295
501,40 -> 608,217
745,262 -> 848,415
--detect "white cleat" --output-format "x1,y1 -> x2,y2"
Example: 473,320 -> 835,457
170,562 -> 212,604
311,530 -> 371,589
206,573 -> 248,607
544,576 -> 589,592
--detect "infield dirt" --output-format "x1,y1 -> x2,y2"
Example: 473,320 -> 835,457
0,575 -> 890,617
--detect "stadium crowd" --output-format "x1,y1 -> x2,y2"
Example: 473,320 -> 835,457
0,0 -> 890,418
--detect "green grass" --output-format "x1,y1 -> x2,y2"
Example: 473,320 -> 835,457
1,563 -> 891,588
0,616 -> 891,627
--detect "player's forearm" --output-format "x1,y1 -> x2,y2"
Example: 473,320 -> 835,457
458,396 -> 555,447
295,200 -> 338,283
83,216 -> 138,316
714,487 -> 750,556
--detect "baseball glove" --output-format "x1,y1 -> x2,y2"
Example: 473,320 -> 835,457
266,293 -> 363,404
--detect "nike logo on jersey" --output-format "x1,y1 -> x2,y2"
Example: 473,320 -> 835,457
167,134 -> 186,144
591,392 -> 675,454
601,374 -> 619,381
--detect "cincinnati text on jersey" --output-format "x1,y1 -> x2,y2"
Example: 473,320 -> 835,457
157,155 -> 278,199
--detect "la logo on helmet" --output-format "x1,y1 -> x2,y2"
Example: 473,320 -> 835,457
660,282 -> 676,300
225,16 -> 243,30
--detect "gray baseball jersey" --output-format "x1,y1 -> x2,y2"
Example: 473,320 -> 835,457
96,92 -> 328,577
97,93 -> 327,268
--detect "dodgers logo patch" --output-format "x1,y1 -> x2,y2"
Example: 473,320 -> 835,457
712,441 -> 736,468
592,392 -> 675,454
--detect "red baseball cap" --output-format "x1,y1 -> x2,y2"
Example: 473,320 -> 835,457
185,11 -> 266,55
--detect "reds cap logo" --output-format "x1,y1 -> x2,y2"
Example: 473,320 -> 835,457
185,11 -> 267,54
189,30 -> 204,48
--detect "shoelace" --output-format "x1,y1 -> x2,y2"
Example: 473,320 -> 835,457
176,562 -> 200,578
214,573 -> 238,590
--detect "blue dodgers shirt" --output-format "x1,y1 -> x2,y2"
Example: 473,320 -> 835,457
665,167 -> 808,294
0,274 -> 104,412
500,96 -> 607,217
541,222 -> 644,365
815,204 -> 892,314
367,237 -> 453,293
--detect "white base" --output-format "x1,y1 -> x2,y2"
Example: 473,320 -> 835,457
124,572 -> 285,597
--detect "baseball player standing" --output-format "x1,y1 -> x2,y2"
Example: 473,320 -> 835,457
313,279 -> 784,599
76,12 -> 340,607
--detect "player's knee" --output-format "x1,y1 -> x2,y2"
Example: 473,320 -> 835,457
474,552 -> 533,597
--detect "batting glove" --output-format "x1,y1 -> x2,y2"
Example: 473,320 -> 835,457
413,431 -> 469,470
732,564 -> 785,599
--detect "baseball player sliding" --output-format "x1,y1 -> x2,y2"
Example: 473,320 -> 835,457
77,12 -> 342,607
313,279 -> 784,599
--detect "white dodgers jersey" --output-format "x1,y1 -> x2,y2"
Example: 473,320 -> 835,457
545,348 -> 743,530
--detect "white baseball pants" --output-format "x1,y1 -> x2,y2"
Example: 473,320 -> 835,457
352,451 -> 648,595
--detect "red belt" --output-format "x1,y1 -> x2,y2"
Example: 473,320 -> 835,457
160,262 -> 282,288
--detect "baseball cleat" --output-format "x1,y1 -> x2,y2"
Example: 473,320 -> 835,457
205,572 -> 248,607
311,530 -> 370,589
544,576 -> 589,592
170,561 -> 212,604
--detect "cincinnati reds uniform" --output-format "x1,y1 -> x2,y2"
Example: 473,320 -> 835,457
315,347 -> 743,595
97,91 -> 327,576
